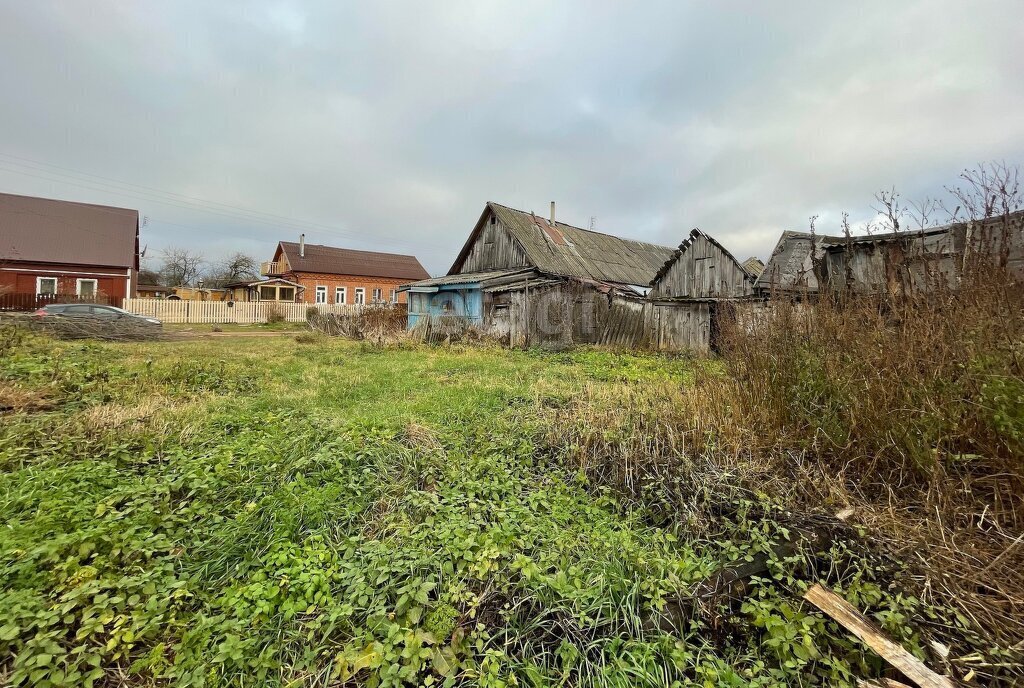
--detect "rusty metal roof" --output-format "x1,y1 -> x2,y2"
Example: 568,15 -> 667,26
0,192 -> 139,268
450,202 -> 676,286
277,241 -> 430,280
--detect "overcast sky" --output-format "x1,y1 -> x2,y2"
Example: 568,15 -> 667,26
1,1 -> 1022,275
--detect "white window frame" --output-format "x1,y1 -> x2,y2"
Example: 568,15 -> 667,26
37,276 -> 58,295
354,287 -> 365,305
335,287 -> 346,305
389,289 -> 397,303
314,285 -> 327,304
76,278 -> 98,298
372,287 -> 383,303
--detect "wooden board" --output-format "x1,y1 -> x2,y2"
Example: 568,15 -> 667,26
804,584 -> 956,688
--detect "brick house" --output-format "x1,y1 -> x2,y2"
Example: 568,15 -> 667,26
261,236 -> 429,305
0,192 -> 139,306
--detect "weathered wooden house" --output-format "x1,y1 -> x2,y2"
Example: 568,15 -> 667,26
756,210 -> 1024,297
402,202 -> 676,346
402,203 -> 756,351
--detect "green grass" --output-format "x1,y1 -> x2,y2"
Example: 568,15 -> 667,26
0,330 -> 956,687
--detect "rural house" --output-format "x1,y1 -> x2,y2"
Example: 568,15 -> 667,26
401,202 -> 756,351
756,210 -> 1024,297
0,192 -> 139,308
261,236 -> 429,305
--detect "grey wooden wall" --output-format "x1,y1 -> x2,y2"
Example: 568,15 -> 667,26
651,233 -> 753,299
487,283 -> 713,352
456,215 -> 532,274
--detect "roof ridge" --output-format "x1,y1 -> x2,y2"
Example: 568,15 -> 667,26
279,240 -> 419,259
487,201 -> 674,249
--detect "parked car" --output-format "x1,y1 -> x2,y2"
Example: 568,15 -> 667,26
32,303 -> 162,328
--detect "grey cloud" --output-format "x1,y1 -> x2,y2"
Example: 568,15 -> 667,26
1,0 -> 1021,274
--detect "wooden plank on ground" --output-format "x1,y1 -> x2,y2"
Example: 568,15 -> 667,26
804,584 -> 956,688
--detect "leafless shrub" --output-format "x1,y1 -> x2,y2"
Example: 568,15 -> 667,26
307,304 -> 407,345
265,304 -> 286,324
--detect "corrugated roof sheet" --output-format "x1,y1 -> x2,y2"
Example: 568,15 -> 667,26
473,202 -> 677,286
404,269 -> 531,288
279,241 -> 430,280
0,192 -> 138,268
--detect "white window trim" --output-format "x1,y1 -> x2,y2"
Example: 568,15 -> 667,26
335,287 -> 346,305
76,278 -> 98,297
372,288 -> 383,303
36,276 -> 58,295
390,289 -> 397,303
354,287 -> 365,305
314,285 -> 327,304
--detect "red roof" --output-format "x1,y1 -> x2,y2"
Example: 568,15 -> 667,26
278,241 -> 429,280
0,192 -> 139,268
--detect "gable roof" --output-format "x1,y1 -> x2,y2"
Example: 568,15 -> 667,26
0,192 -> 139,268
277,241 -> 430,281
450,202 -> 676,286
650,227 -> 753,286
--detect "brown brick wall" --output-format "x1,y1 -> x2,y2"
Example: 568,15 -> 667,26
287,272 -> 414,305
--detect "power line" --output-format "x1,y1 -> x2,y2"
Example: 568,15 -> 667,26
0,155 -> 439,252
0,151 -> 360,235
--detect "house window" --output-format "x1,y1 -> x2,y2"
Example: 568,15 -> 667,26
354,288 -> 365,305
315,286 -> 327,304
278,287 -> 295,301
76,279 -> 98,299
372,287 -> 383,303
389,289 -> 397,303
37,277 -> 58,295
259,285 -> 276,301
335,287 -> 346,304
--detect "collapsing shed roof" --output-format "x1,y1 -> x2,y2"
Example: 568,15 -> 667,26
450,202 -> 677,287
650,227 -> 754,286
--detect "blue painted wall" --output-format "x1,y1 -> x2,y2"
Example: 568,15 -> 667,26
407,284 -> 483,328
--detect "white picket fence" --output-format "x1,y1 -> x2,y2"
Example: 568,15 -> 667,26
122,299 -> 358,324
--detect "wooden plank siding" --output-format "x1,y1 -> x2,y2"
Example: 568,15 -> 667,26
456,218 -> 533,274
650,229 -> 755,300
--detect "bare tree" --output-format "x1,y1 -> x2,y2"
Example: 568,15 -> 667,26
872,186 -> 906,233
205,252 -> 260,287
944,161 -> 1022,221
158,247 -> 204,287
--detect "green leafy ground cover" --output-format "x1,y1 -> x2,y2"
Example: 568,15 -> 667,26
0,329 -> 965,686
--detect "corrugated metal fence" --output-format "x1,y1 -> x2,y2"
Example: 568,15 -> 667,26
122,299 -> 357,324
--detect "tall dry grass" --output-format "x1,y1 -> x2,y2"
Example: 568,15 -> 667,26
538,257 -> 1024,669
722,261 -> 1024,643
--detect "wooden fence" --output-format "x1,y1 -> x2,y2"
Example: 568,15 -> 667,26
121,299 -> 358,324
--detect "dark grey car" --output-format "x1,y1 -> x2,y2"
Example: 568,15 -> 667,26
33,303 -> 162,330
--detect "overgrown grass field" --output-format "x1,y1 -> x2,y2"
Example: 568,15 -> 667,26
0,328 -> 1016,686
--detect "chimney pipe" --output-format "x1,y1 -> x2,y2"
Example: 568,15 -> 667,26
299,233 -> 305,258
550,201 -> 556,226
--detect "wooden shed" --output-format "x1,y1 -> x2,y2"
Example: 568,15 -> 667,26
401,202 -> 676,348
